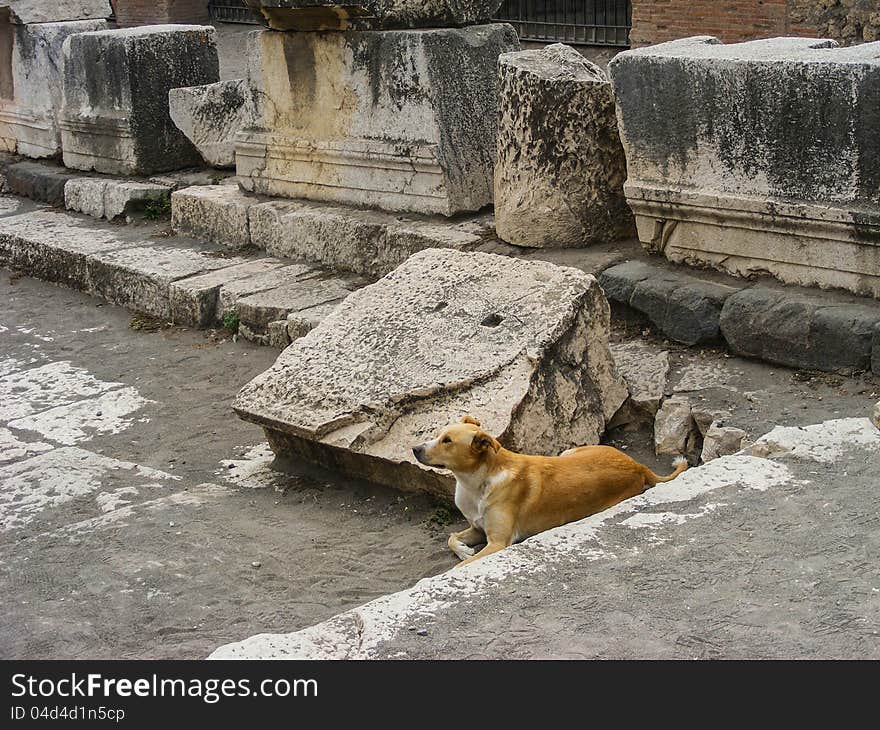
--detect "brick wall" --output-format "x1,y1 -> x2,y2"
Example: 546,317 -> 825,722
115,0 -> 210,26
630,0 -> 878,47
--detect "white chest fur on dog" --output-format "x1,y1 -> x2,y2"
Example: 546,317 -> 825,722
454,469 -> 507,531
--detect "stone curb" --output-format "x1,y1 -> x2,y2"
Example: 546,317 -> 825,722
599,260 -> 880,375
0,206 -> 362,341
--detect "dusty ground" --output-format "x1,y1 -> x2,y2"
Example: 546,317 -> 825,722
0,270 -> 459,660
2,269 -> 878,659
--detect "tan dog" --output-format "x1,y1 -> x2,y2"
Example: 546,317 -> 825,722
413,416 -> 688,567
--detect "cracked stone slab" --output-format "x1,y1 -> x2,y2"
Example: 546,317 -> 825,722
1,1 -> 111,24
215,262 -> 322,321
0,446 -> 177,533
0,209 -> 139,290
168,258 -> 288,328
87,242 -> 249,319
233,248 -> 627,498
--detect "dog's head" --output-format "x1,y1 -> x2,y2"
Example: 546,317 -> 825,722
412,416 -> 500,473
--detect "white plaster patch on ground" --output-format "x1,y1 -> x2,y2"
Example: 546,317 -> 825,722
673,360 -> 741,393
0,324 -> 7,333
621,502 -> 726,529
210,453 -> 795,660
74,327 -> 108,334
54,484 -> 230,537
0,355 -> 45,378
0,447 -> 178,532
96,486 -> 140,513
0,427 -> 52,466
748,417 -> 880,464
0,360 -> 120,421
219,443 -> 285,490
15,326 -> 54,342
8,387 -> 151,445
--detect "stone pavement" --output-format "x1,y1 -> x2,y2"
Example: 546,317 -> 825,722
212,417 -> 880,659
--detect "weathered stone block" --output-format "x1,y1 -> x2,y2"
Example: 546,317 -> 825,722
700,423 -> 747,463
599,260 -> 738,345
65,177 -> 170,220
168,258 -> 287,328
233,249 -> 628,497
1,1 -> 110,24
171,184 -> 254,248
60,25 -> 220,175
0,19 -> 107,158
236,25 -> 519,216
169,79 -> 261,169
607,341 -> 668,429
4,161 -> 82,205
494,44 -> 632,248
608,36 -> 880,298
654,395 -> 699,459
720,287 -> 880,373
243,0 -> 502,31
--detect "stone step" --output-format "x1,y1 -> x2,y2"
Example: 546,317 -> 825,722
600,259 -> 880,376
170,184 -> 499,278
0,203 -> 364,345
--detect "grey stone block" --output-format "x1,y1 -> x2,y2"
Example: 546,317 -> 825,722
0,19 -> 108,158
86,242 -> 246,319
168,79 -> 261,169
233,249 -> 628,497
171,185 -> 254,248
243,0 -> 503,31
720,288 -> 880,373
599,260 -> 738,345
1,1 -> 110,24
60,25 -> 220,175
4,161 -> 83,205
608,36 -> 880,297
66,177 -> 170,220
494,44 -> 632,248
237,25 -> 519,216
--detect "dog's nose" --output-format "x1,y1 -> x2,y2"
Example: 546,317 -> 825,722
412,445 -> 422,457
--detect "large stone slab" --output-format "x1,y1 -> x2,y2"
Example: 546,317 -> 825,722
236,25 -> 519,216
233,249 -> 628,498
608,37 -> 880,299
494,44 -> 632,248
65,177 -> 170,220
244,0 -> 502,31
1,1 -> 110,24
60,25 -> 220,175
169,79 -> 261,169
0,19 -> 108,158
171,184 -> 496,277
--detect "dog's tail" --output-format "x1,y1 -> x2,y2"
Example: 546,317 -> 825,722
642,455 -> 689,487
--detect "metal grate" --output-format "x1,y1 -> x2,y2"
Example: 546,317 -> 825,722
494,0 -> 631,46
208,0 -> 632,46
208,0 -> 260,24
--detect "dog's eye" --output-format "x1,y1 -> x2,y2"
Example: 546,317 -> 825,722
442,437 -> 452,444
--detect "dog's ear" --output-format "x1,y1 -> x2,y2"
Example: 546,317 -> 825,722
460,415 -> 481,427
470,431 -> 500,454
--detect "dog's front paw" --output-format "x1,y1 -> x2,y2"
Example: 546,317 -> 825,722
450,540 -> 475,560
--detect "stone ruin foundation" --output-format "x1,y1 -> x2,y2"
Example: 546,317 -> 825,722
608,36 -> 880,299
60,25 -> 220,175
235,0 -> 520,216
0,2 -> 109,157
